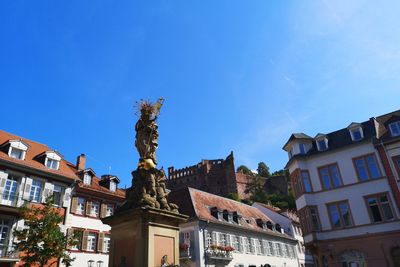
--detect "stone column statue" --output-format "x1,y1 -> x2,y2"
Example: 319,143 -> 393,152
122,98 -> 179,213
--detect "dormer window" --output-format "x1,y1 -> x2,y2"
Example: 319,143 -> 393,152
83,173 -> 92,185
315,134 -> 328,151
110,181 -> 116,192
299,143 -> 307,154
44,151 -> 61,170
10,147 -> 24,159
389,121 -> 400,137
8,140 -> 28,160
350,128 -> 363,141
46,158 -> 59,169
347,123 -> 364,141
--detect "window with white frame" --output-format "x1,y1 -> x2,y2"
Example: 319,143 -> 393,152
275,243 -> 282,257
9,148 -> 24,160
76,197 -> 86,215
218,233 -> 226,246
29,179 -> 43,202
389,121 -> 400,137
255,239 -> 262,255
104,234 -> 111,253
233,235 -> 240,252
87,232 -> 97,251
239,237 -> 245,253
52,185 -> 64,206
0,219 -> 10,246
268,241 -> 275,256
349,127 -> 363,141
211,232 -> 217,245
45,158 -> 59,170
316,138 -> 328,151
91,202 -> 100,217
244,237 -> 251,254
106,204 -> 114,217
205,231 -> 212,248
109,181 -> 116,192
83,173 -> 92,185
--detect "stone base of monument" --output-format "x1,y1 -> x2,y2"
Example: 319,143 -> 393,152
103,207 -> 188,267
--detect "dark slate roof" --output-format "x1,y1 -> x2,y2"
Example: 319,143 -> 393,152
282,133 -> 313,149
375,109 -> 400,143
285,120 -> 376,167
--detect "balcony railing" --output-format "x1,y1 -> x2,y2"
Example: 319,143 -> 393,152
0,245 -> 19,260
205,247 -> 233,264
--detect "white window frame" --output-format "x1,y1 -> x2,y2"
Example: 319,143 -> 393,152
45,158 -> 60,170
87,232 -> 97,251
7,140 -> 28,160
83,173 -> 92,185
106,204 -> 114,217
104,234 -> 111,253
76,197 -> 86,215
316,138 -> 328,151
389,121 -> 400,137
91,202 -> 100,217
109,181 -> 116,192
349,127 -> 364,141
29,179 -> 43,202
52,184 -> 64,206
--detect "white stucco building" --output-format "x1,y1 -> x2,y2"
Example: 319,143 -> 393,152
0,130 -> 76,267
283,110 -> 400,267
0,130 -> 125,267
252,202 -> 315,267
63,155 -> 125,267
170,187 -> 299,267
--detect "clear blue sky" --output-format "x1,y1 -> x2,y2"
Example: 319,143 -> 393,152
1,1 -> 400,188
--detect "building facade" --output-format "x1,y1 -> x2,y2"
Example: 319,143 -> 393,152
170,187 -> 299,267
0,131 -> 125,267
63,154 -> 125,267
283,110 -> 400,267
253,202 -> 315,267
0,130 -> 77,267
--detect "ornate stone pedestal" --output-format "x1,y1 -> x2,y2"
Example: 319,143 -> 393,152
103,207 -> 188,267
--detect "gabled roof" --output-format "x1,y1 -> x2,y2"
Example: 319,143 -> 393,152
77,175 -> 125,198
169,187 -> 291,238
347,122 -> 362,129
282,133 -> 313,150
0,130 -> 79,181
374,109 -> 400,142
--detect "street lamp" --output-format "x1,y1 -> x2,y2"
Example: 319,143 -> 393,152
97,260 -> 104,267
87,260 -> 95,267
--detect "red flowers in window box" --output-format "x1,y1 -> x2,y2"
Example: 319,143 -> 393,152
224,246 -> 235,252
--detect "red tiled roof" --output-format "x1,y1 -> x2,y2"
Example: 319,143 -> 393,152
77,175 -> 125,198
0,130 -> 79,181
170,187 -> 293,237
253,202 -> 282,212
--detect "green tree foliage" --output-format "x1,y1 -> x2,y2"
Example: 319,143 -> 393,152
257,162 -> 270,178
271,168 -> 289,177
245,174 -> 267,202
236,165 -> 253,176
227,192 -> 241,202
14,197 -> 80,267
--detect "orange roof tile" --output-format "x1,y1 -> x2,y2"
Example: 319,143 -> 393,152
0,130 -> 79,181
77,175 -> 125,198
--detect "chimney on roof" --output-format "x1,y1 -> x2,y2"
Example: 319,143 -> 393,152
77,154 -> 86,170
